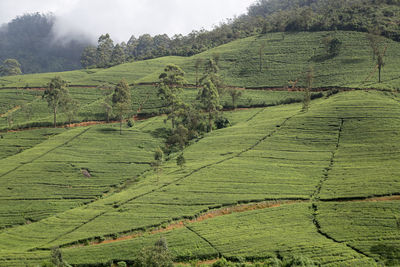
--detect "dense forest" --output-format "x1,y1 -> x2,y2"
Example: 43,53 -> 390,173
0,13 -> 89,74
82,0 -> 400,69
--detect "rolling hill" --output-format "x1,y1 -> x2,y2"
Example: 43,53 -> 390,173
0,25 -> 400,266
1,31 -> 399,90
0,90 -> 399,266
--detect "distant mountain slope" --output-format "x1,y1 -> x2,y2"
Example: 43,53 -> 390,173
0,13 -> 90,74
1,31 -> 399,89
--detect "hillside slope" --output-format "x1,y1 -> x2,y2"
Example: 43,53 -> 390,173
1,91 -> 400,266
1,31 -> 399,90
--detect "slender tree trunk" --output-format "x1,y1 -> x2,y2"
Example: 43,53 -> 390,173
378,65 -> 381,83
208,111 -> 212,132
196,68 -> 198,87
53,106 -> 57,128
120,117 -> 122,135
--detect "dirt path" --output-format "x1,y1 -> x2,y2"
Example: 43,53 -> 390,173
65,193 -> 400,249
76,200 -> 303,248
2,114 -> 151,133
0,105 -> 21,118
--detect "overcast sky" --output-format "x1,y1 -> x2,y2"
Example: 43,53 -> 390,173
0,0 -> 256,43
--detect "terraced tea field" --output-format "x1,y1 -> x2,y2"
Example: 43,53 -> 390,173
0,90 -> 399,266
0,85 -> 308,131
1,31 -> 400,90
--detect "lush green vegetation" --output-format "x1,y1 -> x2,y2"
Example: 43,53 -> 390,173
0,13 -> 87,74
0,84 -> 309,131
1,4 -> 400,264
0,90 -> 399,266
0,121 -> 164,230
2,31 -> 400,91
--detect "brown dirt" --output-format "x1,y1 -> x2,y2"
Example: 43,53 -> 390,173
357,195 -> 400,202
0,105 -> 21,118
83,200 -> 302,247
73,195 -> 400,248
2,115 -> 148,133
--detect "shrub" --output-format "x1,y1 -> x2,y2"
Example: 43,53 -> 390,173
127,119 -> 134,127
117,262 -> 127,267
133,238 -> 173,267
326,89 -> 339,97
310,92 -> 324,100
215,116 -> 230,129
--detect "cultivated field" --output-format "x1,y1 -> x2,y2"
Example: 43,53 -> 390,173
0,31 -> 400,90
0,90 -> 399,266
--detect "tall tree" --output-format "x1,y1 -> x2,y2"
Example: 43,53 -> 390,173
126,35 -> 138,60
197,78 -> 222,132
367,31 -> 388,83
158,64 -> 187,129
194,58 -> 203,87
43,76 -> 71,128
96,34 -> 114,68
228,89 -> 243,109
1,59 -> 22,76
63,98 -> 80,124
80,46 -> 97,68
112,79 -> 132,135
302,67 -> 313,112
111,44 -> 126,66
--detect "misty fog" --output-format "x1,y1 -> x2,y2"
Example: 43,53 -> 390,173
1,0 -> 255,43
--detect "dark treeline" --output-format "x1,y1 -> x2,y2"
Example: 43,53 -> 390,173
0,13 -> 89,74
82,0 -> 400,69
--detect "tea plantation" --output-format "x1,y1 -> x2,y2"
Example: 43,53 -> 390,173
0,29 -> 399,266
1,31 -> 400,90
0,90 -> 399,266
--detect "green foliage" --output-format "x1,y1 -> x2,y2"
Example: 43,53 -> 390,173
111,44 -> 126,66
323,36 -> 342,57
112,79 -> 132,134
0,13 -> 87,74
167,124 -> 189,150
228,89 -> 243,109
197,78 -> 222,132
42,76 -> 72,127
153,146 -> 164,167
51,246 -> 63,267
302,67 -> 313,112
127,119 -> 134,127
117,261 -> 127,267
97,34 -> 114,68
133,238 -> 173,267
0,59 -> 22,76
281,255 -> 318,267
214,116 -> 230,130
158,64 -> 187,129
81,46 -> 97,69
176,153 -> 186,168
367,30 -> 388,83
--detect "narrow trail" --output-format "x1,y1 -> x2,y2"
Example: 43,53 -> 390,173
311,118 -> 344,200
311,203 -> 378,263
66,200 -> 303,248
62,193 -> 400,249
185,224 -> 222,258
0,105 -> 21,118
308,117 -> 377,263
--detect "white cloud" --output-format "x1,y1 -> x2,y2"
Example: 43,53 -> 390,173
0,0 -> 256,43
